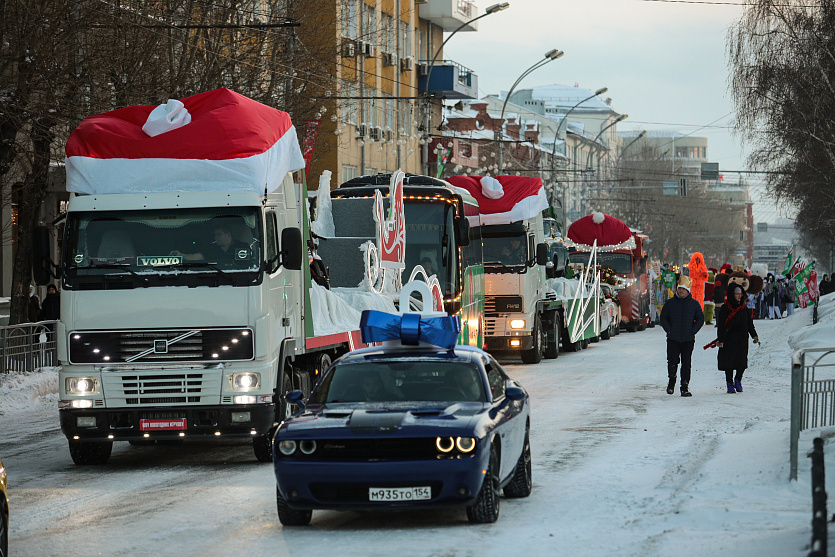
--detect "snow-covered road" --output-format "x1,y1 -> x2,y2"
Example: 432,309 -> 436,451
0,313 -> 824,557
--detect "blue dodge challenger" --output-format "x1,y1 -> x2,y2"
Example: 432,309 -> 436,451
272,330 -> 531,525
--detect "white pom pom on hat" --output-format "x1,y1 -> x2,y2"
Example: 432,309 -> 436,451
480,176 -> 504,199
592,212 -> 605,224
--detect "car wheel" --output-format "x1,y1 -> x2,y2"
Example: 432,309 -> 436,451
543,314 -> 560,359
276,487 -> 312,526
520,316 -> 544,364
68,440 -> 112,465
253,433 -> 273,462
0,495 -> 7,557
466,445 -> 500,523
503,426 -> 532,498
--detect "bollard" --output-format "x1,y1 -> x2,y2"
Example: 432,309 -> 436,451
809,437 -> 827,557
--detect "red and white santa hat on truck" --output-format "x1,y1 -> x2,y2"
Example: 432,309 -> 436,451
65,88 -> 305,195
445,175 -> 548,225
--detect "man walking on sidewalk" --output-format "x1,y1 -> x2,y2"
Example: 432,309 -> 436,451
660,275 -> 705,397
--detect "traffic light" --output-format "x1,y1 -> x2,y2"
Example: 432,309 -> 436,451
679,178 -> 687,197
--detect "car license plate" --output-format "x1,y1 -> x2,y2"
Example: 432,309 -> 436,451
368,487 -> 431,502
140,418 -> 187,431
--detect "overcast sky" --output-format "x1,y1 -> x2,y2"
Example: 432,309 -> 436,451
444,0 -> 751,183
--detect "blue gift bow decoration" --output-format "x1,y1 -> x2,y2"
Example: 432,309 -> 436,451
360,310 -> 461,350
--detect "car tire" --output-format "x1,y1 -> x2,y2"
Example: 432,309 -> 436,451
467,445 -> 500,523
253,433 -> 274,462
520,316 -> 544,364
543,314 -> 560,360
276,487 -> 312,526
68,440 -> 112,465
503,426 -> 532,498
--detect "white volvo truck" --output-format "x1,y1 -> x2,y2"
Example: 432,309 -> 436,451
33,89 -> 379,464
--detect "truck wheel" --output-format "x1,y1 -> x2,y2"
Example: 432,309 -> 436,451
581,338 -> 589,349
637,322 -> 647,331
626,322 -> 637,333
253,433 -> 274,463
543,315 -> 560,359
466,445 -> 501,523
68,440 -> 112,465
276,370 -> 294,422
520,316 -> 544,364
276,487 -> 312,526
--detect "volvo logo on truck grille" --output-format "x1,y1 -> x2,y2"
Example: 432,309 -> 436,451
154,340 -> 168,353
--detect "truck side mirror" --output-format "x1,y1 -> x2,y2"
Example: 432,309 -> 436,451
535,243 -> 548,266
32,226 -> 55,285
454,217 -> 470,247
280,228 -> 303,270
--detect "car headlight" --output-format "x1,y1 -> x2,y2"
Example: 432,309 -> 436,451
299,440 -> 317,455
456,437 -> 476,453
232,372 -> 260,391
510,319 -> 526,329
277,440 -> 297,456
436,437 -> 454,453
67,377 -> 98,395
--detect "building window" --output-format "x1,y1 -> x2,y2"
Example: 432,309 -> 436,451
459,141 -> 472,158
341,0 -> 357,39
342,165 -> 358,183
344,81 -> 358,125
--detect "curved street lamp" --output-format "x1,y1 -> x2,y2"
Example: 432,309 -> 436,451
615,129 -> 647,168
421,3 -> 510,174
582,113 -> 627,215
496,49 -> 564,172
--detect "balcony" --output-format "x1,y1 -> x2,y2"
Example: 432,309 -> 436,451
419,0 -> 479,32
418,60 -> 478,99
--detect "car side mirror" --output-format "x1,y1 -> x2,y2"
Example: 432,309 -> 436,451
506,385 -> 526,401
454,216 -> 470,247
284,389 -> 306,413
280,228 -> 303,270
535,243 -> 548,266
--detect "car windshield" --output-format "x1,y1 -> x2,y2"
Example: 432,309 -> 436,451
310,360 -> 486,404
63,207 -> 262,289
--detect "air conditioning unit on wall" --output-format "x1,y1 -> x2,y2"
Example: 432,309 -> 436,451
370,126 -> 382,141
400,56 -> 414,72
356,124 -> 367,139
418,63 -> 429,76
343,43 -> 356,57
363,43 -> 376,58
382,53 -> 397,67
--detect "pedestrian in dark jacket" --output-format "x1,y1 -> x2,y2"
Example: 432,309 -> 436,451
716,283 -> 759,393
39,284 -> 60,321
660,275 -> 704,397
820,274 -> 832,296
712,278 -> 726,326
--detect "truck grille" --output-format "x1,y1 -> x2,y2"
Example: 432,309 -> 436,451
69,328 -> 253,364
113,373 -> 205,405
484,296 -> 523,316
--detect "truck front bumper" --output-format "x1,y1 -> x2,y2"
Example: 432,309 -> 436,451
484,334 -> 534,352
59,403 -> 275,442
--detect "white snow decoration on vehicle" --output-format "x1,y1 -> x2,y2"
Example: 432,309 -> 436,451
141,99 -> 192,137
311,170 -> 335,238
566,239 -> 602,343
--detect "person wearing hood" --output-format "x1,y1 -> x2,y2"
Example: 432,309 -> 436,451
660,275 -> 705,397
27,285 -> 41,323
40,284 -> 60,321
716,283 -> 759,393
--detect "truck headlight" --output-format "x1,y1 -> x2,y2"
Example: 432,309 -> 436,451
67,377 -> 99,395
510,319 -> 526,329
232,372 -> 260,391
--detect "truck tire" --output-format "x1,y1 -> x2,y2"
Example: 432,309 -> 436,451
276,368 -> 294,423
543,314 -> 560,359
581,338 -> 589,349
253,433 -> 274,462
600,324 -> 611,340
520,316 -> 544,364
68,440 -> 112,465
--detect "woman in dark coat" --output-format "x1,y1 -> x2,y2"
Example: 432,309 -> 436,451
716,283 -> 759,393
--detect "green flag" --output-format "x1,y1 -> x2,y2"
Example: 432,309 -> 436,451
781,247 -> 794,276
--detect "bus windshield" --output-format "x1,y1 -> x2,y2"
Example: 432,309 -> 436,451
569,252 -> 633,275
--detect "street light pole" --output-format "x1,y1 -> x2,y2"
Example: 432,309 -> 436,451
421,2 -> 509,175
582,113 -> 627,215
615,129 -> 647,168
496,49 -> 564,173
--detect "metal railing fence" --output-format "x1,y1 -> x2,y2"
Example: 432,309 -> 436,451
790,347 -> 835,480
0,321 -> 59,374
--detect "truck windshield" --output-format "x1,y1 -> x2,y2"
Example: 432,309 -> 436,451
482,234 -> 527,268
404,202 -> 458,298
569,252 -> 633,275
63,207 -> 262,289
